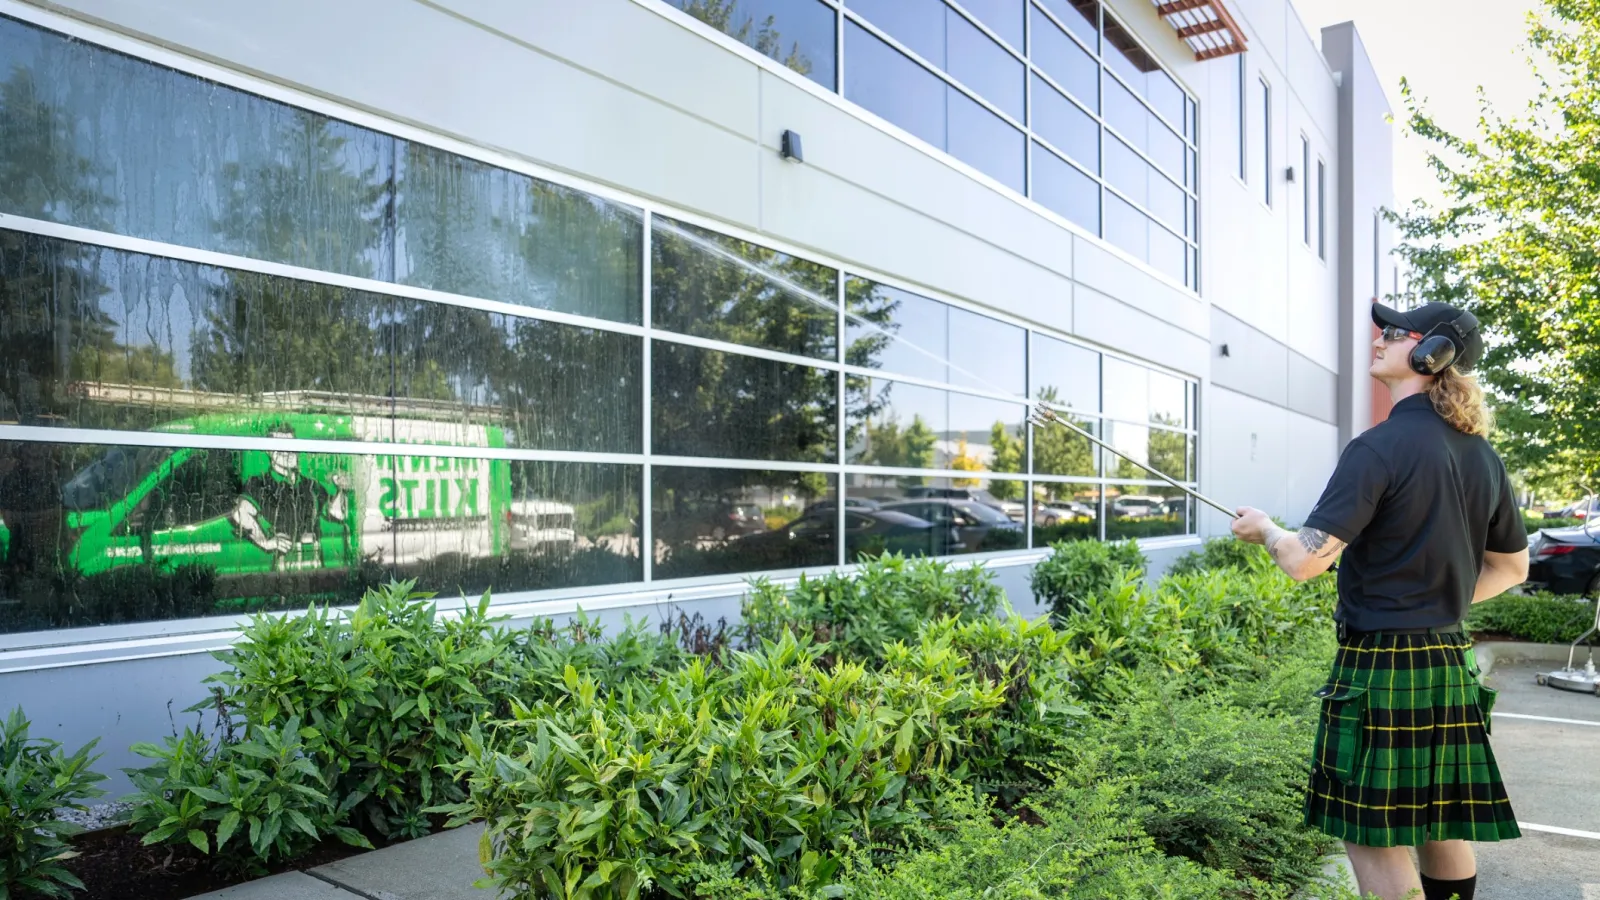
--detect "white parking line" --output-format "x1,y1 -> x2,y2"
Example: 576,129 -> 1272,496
1518,822 -> 1600,841
1497,712 -> 1600,728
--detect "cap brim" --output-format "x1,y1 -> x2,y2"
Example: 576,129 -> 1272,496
1370,303 -> 1415,331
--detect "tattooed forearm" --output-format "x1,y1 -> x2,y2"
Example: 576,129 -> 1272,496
1296,528 -> 1346,559
1262,524 -> 1291,560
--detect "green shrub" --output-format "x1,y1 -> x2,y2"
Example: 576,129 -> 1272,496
1467,593 -> 1597,644
1526,515 -> 1584,534
124,717 -> 370,873
438,614 -> 1081,900
1028,540 -> 1145,621
742,555 -> 1003,662
1167,536 -> 1273,577
205,582 -> 523,839
837,778 -> 1288,900
0,708 -> 106,900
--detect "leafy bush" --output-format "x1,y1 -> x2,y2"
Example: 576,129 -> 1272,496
124,716 -> 370,873
1525,515 -> 1584,534
439,614 -> 1082,900
1466,592 -> 1598,644
1166,536 -> 1273,577
742,555 -> 1004,662
205,582 -> 523,839
0,708 -> 106,900
837,779 -> 1288,900
1028,540 -> 1145,621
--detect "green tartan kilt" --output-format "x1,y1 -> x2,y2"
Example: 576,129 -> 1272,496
1304,630 -> 1521,847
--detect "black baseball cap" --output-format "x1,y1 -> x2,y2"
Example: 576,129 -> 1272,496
1371,301 -> 1483,371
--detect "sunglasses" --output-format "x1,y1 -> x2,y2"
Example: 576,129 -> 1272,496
1379,325 -> 1425,343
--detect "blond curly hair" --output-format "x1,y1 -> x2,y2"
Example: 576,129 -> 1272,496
1428,367 -> 1494,436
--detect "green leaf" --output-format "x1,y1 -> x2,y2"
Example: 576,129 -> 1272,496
187,829 -> 210,854
216,811 -> 241,850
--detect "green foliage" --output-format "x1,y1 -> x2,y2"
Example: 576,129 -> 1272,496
1467,592 -> 1598,643
1167,537 -> 1274,577
124,716 -> 370,874
1028,539 -> 1146,621
437,614 -> 1082,900
0,708 -> 106,900
1393,0 -> 1600,486
1526,515 -> 1585,534
838,780 -> 1285,900
741,555 -> 1003,662
204,582 -> 522,839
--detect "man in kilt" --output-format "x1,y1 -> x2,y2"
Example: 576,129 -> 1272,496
1231,301 -> 1528,900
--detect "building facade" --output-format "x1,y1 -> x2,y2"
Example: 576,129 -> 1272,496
0,0 -> 1392,789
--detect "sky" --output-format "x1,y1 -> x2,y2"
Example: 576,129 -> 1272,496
1288,0 -> 1545,211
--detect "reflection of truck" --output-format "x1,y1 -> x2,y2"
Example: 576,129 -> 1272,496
4,412 -> 575,584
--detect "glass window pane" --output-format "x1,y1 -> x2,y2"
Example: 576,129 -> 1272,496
843,473 -> 1025,561
1103,15 -> 1185,127
392,302 -> 642,453
845,377 -> 1025,471
1031,143 -> 1100,233
652,342 -> 837,463
1149,223 -> 1187,284
845,21 -> 947,149
1147,115 -> 1187,179
1150,371 -> 1185,427
1104,137 -> 1148,207
0,15 -> 394,278
946,7 -> 1024,121
1036,0 -> 1098,49
651,216 -> 837,359
1030,7 -> 1098,112
1031,412 -> 1098,477
0,438 -> 640,633
1030,333 -> 1099,411
1260,78 -> 1272,205
948,391 -> 1027,472
1107,484 -> 1190,540
1103,192 -> 1147,262
1032,482 -> 1099,545
947,306 -> 1026,396
396,143 -> 644,324
1101,357 -> 1148,422
845,277 -> 949,383
957,0 -> 1024,49
1031,75 -> 1098,172
947,87 -> 1026,193
662,0 -> 837,89
652,467 -> 837,579
846,0 -> 946,66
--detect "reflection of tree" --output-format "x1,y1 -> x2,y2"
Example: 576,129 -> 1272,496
668,1 -> 817,78
0,69 -> 116,425
988,422 -> 1024,500
1032,388 -> 1095,482
949,436 -> 983,488
857,409 -> 937,490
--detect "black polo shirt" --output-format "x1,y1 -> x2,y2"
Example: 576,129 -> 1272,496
1304,394 -> 1527,631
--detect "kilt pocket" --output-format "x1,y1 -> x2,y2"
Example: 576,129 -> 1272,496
1313,682 -> 1368,782
1475,683 -> 1498,735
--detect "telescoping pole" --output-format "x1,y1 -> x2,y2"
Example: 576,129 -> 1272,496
1028,403 -> 1239,520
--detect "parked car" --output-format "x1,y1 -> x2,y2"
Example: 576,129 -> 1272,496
1526,523 -> 1600,597
1544,496 -> 1598,520
904,486 -> 1026,522
880,499 -> 1024,553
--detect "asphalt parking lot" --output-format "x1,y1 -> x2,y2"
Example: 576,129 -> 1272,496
1472,660 -> 1600,900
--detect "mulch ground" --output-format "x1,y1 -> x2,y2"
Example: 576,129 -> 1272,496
51,827 -> 374,900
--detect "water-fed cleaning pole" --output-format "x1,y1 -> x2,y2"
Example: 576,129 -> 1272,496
1028,403 -> 1239,520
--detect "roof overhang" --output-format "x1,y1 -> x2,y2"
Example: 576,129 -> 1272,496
1152,0 -> 1248,60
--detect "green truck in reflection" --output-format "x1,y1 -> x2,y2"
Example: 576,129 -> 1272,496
0,411 -> 577,583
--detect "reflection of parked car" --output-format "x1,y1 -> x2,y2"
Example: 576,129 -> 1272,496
1544,496 -> 1598,520
880,499 -> 1023,552
509,495 -> 576,555
1111,495 -> 1165,518
904,486 -> 1025,522
1034,501 -> 1095,527
669,500 -> 766,541
802,497 -> 881,516
1526,524 -> 1600,597
741,508 -> 942,558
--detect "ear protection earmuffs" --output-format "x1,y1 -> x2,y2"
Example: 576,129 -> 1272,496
1409,311 -> 1480,376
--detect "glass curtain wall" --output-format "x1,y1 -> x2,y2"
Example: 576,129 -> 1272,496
0,12 -> 1197,635
662,0 -> 1200,289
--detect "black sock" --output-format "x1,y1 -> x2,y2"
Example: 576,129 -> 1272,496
1421,873 -> 1476,900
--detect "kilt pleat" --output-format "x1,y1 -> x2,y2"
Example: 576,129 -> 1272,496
1304,631 -> 1521,847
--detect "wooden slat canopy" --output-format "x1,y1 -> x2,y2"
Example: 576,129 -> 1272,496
1152,0 -> 1247,60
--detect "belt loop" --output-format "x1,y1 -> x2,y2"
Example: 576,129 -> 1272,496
1336,621 -> 1348,641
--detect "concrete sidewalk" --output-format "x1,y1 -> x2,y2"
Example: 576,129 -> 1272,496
194,823 -> 490,899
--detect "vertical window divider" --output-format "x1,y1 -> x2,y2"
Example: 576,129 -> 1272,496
1024,329 -> 1034,550
835,2 -> 846,96
1096,353 -> 1107,542
641,210 -> 654,583
836,272 -> 847,567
